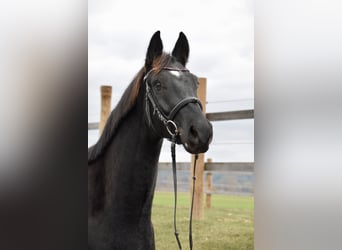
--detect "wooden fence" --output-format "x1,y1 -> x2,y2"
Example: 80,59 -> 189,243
88,79 -> 254,219
157,161 -> 254,208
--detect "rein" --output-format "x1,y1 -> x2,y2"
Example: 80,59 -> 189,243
171,134 -> 198,250
144,67 -> 201,249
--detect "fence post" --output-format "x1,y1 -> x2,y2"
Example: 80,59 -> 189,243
99,85 -> 112,135
206,158 -> 213,209
190,77 -> 207,220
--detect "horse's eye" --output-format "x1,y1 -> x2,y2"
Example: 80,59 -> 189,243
154,81 -> 162,91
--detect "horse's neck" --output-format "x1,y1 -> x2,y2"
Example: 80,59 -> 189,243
104,102 -> 163,220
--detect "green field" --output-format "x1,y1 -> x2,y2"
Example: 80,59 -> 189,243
152,192 -> 254,250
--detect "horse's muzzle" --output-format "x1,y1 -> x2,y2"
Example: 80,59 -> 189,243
179,119 -> 213,154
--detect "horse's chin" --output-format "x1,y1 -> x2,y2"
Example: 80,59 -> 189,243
182,141 -> 209,154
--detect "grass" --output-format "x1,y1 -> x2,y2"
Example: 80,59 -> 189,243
152,192 -> 254,250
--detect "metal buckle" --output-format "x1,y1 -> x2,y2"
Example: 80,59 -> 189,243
166,120 -> 178,137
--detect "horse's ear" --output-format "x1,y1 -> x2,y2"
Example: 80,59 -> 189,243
145,31 -> 163,69
172,32 -> 189,66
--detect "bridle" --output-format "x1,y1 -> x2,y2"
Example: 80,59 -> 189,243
144,66 -> 201,249
144,67 -> 202,138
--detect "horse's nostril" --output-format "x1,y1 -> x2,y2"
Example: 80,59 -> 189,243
190,126 -> 198,137
189,126 -> 200,144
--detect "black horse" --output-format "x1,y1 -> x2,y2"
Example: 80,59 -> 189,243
88,31 -> 213,250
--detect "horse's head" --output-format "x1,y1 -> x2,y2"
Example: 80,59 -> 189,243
143,31 -> 213,154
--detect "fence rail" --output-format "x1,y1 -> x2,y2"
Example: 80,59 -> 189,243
88,122 -> 99,130
156,161 -> 254,198
88,109 -> 254,130
206,109 -> 254,121
158,162 -> 254,172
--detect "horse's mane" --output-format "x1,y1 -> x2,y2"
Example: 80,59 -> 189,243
88,53 -> 172,163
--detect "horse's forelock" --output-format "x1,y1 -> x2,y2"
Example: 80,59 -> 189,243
151,53 -> 172,74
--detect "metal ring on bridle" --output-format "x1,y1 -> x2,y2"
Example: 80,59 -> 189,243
166,120 -> 178,137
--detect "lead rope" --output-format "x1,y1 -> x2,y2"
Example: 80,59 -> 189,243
171,135 -> 199,250
189,154 -> 198,250
171,135 -> 182,250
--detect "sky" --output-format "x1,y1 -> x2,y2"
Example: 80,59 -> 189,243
88,0 -> 254,162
